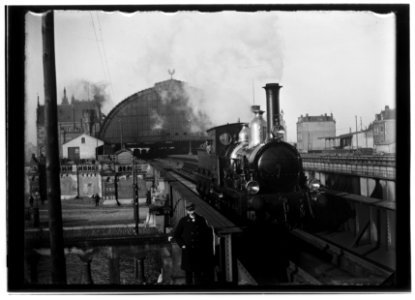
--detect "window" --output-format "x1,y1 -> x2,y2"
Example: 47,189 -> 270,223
81,137 -> 86,144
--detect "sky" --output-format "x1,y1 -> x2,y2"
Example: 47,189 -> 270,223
24,9 -> 396,144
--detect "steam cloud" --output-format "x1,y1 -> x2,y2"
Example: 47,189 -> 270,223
60,12 -> 284,131
152,81 -> 213,133
133,12 -> 284,126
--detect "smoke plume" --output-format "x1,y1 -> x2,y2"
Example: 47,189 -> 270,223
151,80 -> 213,134
63,79 -> 112,112
133,11 -> 284,127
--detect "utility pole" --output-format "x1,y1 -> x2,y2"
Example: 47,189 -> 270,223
76,163 -> 80,198
355,115 -> 359,149
42,10 -> 67,284
119,119 -> 123,149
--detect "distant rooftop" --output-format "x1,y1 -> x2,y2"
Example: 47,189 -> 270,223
375,105 -> 395,121
298,113 -> 335,123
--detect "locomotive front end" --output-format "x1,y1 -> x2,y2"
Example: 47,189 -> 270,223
196,82 -> 314,227
219,83 -> 311,224
251,141 -> 303,193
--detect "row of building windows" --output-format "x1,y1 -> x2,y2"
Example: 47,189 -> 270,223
373,124 -> 385,135
60,165 -> 98,172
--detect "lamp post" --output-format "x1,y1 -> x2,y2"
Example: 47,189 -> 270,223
133,158 -> 139,235
114,163 -> 120,206
94,123 -> 99,160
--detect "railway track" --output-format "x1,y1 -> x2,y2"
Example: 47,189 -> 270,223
157,159 -> 394,286
286,229 -> 393,285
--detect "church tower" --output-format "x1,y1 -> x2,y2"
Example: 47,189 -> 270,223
62,87 -> 69,105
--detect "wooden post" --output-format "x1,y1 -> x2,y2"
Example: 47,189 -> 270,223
42,10 -> 67,284
80,259 -> 93,285
108,247 -> 120,284
134,258 -> 139,280
224,235 -> 233,282
28,251 -> 40,284
134,257 -> 147,284
138,258 -> 146,284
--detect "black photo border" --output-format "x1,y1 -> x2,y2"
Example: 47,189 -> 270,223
6,3 -> 411,293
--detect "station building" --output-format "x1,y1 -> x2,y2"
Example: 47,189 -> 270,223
296,113 -> 336,152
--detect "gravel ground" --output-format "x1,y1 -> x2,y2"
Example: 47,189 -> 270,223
26,197 -> 149,228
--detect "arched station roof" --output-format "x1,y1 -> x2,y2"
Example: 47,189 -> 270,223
99,79 -> 211,146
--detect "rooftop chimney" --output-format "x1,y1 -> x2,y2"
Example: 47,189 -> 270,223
264,83 -> 282,140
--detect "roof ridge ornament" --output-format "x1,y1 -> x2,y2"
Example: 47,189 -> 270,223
168,69 -> 175,80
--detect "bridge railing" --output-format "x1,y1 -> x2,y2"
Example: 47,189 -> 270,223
302,156 -> 395,181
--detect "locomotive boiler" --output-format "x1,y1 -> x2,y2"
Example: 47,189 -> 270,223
195,83 -> 313,226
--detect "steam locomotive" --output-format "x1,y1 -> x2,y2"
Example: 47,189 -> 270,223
194,83 -> 317,227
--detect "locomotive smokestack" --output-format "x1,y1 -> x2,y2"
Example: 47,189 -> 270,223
264,83 -> 283,140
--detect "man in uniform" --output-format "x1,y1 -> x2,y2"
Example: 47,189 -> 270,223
173,202 -> 214,285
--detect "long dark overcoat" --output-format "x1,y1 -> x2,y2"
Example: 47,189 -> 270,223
173,214 -> 214,272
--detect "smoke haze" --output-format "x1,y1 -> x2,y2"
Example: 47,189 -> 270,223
153,80 -> 213,134
64,80 -> 112,111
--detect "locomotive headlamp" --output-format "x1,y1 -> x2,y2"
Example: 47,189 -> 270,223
246,180 -> 260,195
277,129 -> 285,138
308,180 -> 321,192
311,182 -> 320,189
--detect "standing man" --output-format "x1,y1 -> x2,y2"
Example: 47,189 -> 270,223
94,193 -> 101,207
29,194 -> 34,208
173,202 -> 214,285
91,193 -> 100,207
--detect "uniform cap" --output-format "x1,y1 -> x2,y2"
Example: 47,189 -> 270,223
186,202 -> 195,211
